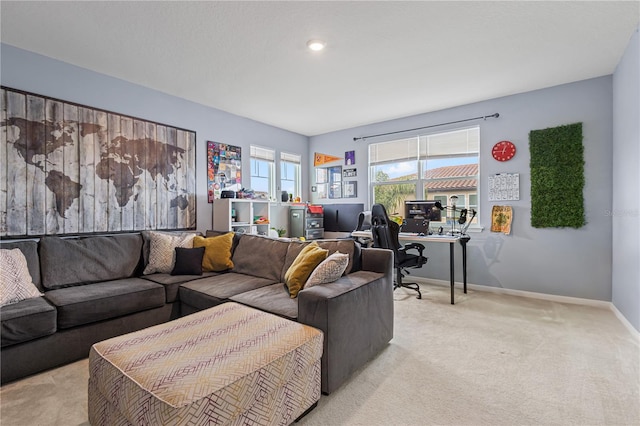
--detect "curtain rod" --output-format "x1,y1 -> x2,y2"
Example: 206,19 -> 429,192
353,113 -> 499,142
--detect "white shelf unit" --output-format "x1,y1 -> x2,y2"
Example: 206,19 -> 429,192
212,199 -> 271,235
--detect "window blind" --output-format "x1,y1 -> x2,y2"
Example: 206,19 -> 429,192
250,146 -> 275,161
369,137 -> 419,165
281,152 -> 301,164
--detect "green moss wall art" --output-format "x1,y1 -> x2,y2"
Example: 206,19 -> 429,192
529,122 -> 586,228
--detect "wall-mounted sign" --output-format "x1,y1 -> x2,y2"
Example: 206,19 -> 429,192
343,168 -> 357,178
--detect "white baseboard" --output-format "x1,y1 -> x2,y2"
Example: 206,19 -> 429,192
412,277 -> 640,339
609,303 -> 640,340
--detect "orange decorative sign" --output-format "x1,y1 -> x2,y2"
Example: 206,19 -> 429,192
314,152 -> 342,167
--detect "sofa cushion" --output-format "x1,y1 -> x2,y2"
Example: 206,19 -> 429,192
0,297 -> 56,347
179,273 -> 276,310
205,230 -> 241,255
284,242 -> 328,298
44,278 -> 165,329
143,231 -> 196,274
305,251 -> 350,288
193,233 -> 234,272
141,230 -> 197,267
0,240 -> 42,291
230,283 -> 298,320
232,235 -> 289,282
282,239 -> 360,281
141,272 -> 219,303
171,247 -> 205,276
40,235 -> 143,290
0,248 -> 43,306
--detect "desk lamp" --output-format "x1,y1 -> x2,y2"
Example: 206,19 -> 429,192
434,197 -> 476,236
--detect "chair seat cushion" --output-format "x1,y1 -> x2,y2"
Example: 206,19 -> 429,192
44,278 -> 165,329
230,283 -> 298,320
0,297 -> 56,347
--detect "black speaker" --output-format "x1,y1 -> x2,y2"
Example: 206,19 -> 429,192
281,191 -> 289,202
221,190 -> 236,199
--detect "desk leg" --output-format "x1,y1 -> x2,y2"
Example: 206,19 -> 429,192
462,240 -> 467,294
450,242 -> 455,305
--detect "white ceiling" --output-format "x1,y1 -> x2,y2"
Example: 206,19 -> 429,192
1,1 -> 638,136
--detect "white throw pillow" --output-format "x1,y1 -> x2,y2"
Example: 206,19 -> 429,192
305,251 -> 349,288
143,232 -> 196,274
0,248 -> 43,306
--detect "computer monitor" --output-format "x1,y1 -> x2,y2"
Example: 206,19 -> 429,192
405,200 -> 442,222
322,203 -> 365,232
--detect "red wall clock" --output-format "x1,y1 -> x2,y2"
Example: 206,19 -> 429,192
492,140 -> 516,161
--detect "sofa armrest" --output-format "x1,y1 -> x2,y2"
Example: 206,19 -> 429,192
297,248 -> 393,394
360,247 -> 394,274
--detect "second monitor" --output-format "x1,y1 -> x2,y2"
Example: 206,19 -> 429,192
405,200 -> 442,222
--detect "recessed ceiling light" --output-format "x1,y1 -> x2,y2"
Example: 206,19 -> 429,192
307,39 -> 326,52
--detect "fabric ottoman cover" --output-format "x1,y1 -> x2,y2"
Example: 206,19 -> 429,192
88,302 -> 323,426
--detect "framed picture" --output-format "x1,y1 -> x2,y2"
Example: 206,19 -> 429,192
329,182 -> 342,199
345,150 -> 355,165
316,167 -> 328,184
207,141 -> 241,202
329,166 -> 342,183
343,181 -> 357,198
0,86 -> 196,237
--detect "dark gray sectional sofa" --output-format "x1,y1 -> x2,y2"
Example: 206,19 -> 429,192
1,231 -> 394,394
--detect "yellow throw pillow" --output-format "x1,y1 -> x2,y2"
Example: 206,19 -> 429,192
284,242 -> 328,299
193,233 -> 234,272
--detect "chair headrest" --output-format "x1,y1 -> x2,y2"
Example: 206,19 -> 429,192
356,211 -> 371,231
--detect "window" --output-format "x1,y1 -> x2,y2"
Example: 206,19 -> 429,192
280,152 -> 301,199
369,127 -> 479,225
250,146 -> 275,200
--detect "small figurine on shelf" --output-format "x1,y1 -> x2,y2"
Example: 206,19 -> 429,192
289,193 -> 293,202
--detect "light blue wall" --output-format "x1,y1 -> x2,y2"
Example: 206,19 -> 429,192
0,43 -> 310,234
310,77 -> 614,302
612,28 -> 640,332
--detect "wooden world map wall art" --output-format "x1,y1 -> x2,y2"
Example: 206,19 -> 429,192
0,87 -> 196,238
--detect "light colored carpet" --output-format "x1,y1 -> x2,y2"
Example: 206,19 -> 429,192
1,283 -> 639,426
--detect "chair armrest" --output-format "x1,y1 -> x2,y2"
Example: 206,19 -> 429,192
400,242 -> 425,256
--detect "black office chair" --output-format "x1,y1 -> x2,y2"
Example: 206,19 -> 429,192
370,204 -> 427,299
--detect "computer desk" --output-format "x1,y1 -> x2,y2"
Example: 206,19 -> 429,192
351,230 -> 470,304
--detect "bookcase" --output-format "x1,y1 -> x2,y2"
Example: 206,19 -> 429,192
212,199 -> 271,235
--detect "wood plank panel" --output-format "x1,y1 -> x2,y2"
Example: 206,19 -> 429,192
132,119 -> 146,230
94,111 -> 109,232
1,89 -> 8,236
5,91 -> 27,236
145,122 -> 157,230
166,127 -> 178,229
78,107 -> 96,233
176,129 -> 187,228
186,131 -> 196,228
106,113 -> 122,232
155,125 -> 168,229
120,116 -> 134,231
63,103 -> 80,234
25,95 -> 46,235
44,99 -> 64,234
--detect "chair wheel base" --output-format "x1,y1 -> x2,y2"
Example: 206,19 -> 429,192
394,282 -> 422,299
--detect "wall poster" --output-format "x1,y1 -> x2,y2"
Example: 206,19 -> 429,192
488,173 -> 519,201
207,141 -> 241,202
0,87 -> 196,238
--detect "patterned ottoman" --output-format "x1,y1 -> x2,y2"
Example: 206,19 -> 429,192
88,302 -> 323,425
